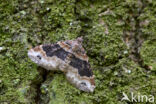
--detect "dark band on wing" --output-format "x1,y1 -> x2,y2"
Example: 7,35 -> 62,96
42,43 -> 92,77
42,44 -> 69,60
69,55 -> 93,77
65,41 -> 71,47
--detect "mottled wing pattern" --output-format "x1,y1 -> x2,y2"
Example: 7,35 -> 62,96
42,42 -> 93,78
69,54 -> 93,77
28,37 -> 95,92
42,43 -> 69,60
65,40 -> 86,55
58,40 -> 93,77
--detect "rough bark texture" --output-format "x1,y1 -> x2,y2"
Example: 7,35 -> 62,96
0,0 -> 156,104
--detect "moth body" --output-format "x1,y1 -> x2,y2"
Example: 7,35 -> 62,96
28,37 -> 95,92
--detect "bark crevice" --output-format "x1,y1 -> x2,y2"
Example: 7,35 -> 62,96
123,0 -> 149,69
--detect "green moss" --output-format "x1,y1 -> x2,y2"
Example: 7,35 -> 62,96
37,58 -> 156,104
46,74 -> 93,104
138,0 -> 156,71
140,40 -> 156,71
0,0 -> 156,104
0,41 -> 38,103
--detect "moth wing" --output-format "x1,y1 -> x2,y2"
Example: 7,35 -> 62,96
69,54 -> 93,77
42,43 -> 69,60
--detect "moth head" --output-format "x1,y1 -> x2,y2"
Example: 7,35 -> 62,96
68,37 -> 84,53
28,45 -> 45,66
78,77 -> 95,92
76,37 -> 83,44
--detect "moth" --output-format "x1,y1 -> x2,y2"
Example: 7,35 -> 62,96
28,37 -> 95,92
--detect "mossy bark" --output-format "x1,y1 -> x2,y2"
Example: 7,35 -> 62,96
0,0 -> 156,104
